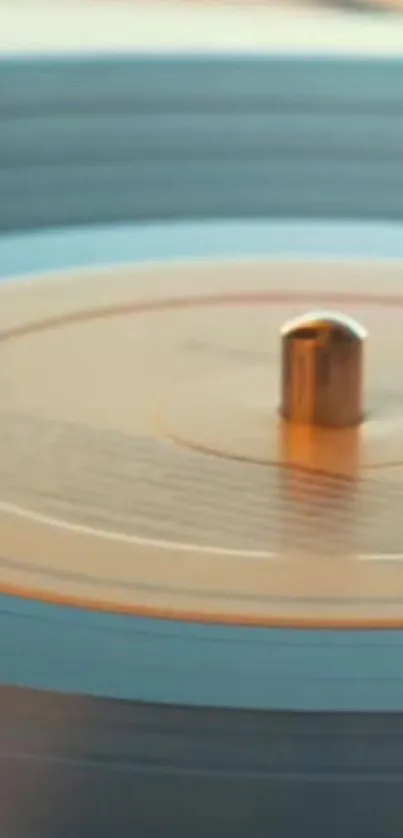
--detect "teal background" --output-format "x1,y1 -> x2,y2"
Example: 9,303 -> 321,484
1,56 -> 403,231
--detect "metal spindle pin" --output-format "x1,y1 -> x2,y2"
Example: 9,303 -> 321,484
279,311 -> 367,429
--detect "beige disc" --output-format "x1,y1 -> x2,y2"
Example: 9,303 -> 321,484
1,260 -> 403,627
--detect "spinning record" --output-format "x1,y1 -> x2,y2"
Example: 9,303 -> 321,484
0,260 -> 403,627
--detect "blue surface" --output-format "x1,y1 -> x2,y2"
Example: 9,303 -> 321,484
2,220 -> 403,278
2,55 -> 403,231
2,592 -> 403,712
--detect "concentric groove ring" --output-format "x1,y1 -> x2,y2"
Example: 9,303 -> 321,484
0,261 -> 402,629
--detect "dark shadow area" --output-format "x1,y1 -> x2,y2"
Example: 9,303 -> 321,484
1,684 -> 403,837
